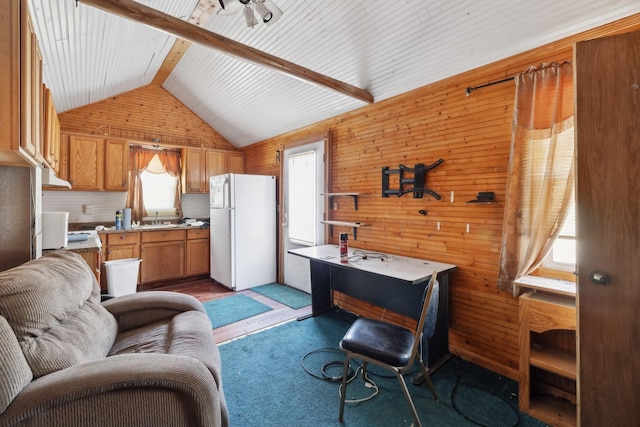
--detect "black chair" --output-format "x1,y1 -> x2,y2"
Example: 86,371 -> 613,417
338,271 -> 439,427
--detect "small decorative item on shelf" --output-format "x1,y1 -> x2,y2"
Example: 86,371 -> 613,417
466,192 -> 495,204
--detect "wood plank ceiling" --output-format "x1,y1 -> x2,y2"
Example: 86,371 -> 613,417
28,0 -> 640,147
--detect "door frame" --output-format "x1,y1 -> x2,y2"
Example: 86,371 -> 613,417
277,131 -> 332,284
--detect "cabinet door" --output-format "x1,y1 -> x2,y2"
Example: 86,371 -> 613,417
104,139 -> 128,191
69,135 -> 104,190
205,150 -> 226,179
140,241 -> 185,283
43,87 -> 61,172
31,35 -> 43,161
228,151 -> 245,174
186,237 -> 209,276
575,31 -> 640,426
183,148 -> 205,193
19,5 -> 36,157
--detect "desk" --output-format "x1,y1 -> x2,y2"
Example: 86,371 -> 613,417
289,245 -> 456,369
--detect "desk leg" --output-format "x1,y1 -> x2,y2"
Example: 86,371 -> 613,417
309,260 -> 334,316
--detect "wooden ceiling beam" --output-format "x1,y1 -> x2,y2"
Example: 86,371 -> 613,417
78,0 -> 374,104
151,0 -> 217,86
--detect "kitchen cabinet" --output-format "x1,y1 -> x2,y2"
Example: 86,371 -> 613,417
0,0 -> 44,166
69,135 -> 104,190
140,229 -> 185,284
182,148 -> 245,193
182,148 -> 206,193
43,86 -> 61,173
186,228 -> 209,276
64,134 -> 129,191
103,139 -> 129,190
227,151 -> 245,174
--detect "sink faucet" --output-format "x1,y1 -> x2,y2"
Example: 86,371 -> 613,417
154,211 -> 159,224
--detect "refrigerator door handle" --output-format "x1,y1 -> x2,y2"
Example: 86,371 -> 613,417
282,212 -> 288,227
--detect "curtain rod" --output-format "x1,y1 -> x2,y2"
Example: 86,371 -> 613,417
465,76 -> 515,97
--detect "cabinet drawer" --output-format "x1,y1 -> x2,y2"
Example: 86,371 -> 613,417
141,229 -> 185,243
187,228 -> 209,240
107,232 -> 140,246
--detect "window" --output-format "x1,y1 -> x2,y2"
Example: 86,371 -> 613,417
139,152 -> 180,219
543,201 -> 576,271
288,150 -> 317,246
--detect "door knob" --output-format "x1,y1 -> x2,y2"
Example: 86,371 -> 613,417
589,271 -> 611,285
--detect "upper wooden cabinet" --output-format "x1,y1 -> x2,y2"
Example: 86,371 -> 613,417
69,135 -> 104,190
43,86 -> 61,173
183,148 -> 206,193
64,134 -> 129,191
104,139 -> 129,190
228,151 -> 245,174
182,148 -> 245,193
0,0 -> 44,166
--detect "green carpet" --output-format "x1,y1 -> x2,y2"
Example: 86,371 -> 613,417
251,283 -> 311,309
202,295 -> 272,329
219,309 -> 546,427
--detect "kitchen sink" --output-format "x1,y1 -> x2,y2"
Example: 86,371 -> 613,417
138,224 -> 179,229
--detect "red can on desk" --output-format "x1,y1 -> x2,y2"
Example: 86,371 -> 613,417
340,232 -> 348,263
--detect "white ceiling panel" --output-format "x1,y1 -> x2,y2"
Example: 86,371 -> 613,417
29,0 -> 200,112
28,0 -> 640,147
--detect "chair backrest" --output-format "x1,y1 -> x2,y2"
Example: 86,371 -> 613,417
407,272 -> 439,367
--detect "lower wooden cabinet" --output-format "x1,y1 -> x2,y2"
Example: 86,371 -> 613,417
186,228 -> 209,276
140,229 -> 185,284
100,227 -> 210,288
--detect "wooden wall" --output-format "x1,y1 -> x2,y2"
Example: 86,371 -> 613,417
58,84 -> 236,151
242,15 -> 640,380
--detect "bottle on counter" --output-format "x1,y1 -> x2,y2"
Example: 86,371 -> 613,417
340,232 -> 348,263
115,210 -> 123,230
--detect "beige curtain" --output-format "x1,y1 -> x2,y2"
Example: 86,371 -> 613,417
157,149 -> 183,218
127,146 -> 183,221
497,62 -> 575,294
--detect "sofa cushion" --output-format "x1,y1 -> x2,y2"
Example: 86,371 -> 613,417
0,316 -> 33,413
0,251 -> 118,378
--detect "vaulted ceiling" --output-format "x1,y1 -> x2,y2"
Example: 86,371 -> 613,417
28,0 -> 640,147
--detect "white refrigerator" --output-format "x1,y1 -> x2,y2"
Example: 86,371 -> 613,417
210,173 -> 276,291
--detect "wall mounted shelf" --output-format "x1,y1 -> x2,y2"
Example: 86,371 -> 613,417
321,220 -> 368,240
324,193 -> 359,210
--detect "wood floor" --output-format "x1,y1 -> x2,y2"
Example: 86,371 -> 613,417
153,277 -> 312,344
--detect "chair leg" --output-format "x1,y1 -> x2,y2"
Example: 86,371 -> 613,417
338,354 -> 353,422
395,371 -> 423,427
418,360 -> 439,401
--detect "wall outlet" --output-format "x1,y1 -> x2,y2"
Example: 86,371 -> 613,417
83,204 -> 95,215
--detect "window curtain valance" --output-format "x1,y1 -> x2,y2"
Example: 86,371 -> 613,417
497,62 -> 575,295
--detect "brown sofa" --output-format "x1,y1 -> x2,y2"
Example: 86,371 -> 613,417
0,251 -> 228,427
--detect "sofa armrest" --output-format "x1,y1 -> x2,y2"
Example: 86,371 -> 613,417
1,353 -> 227,427
102,291 -> 206,332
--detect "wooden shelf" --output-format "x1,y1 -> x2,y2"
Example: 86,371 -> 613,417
530,344 -> 576,380
324,193 -> 359,210
519,290 -> 577,426
529,394 -> 577,427
321,220 -> 368,239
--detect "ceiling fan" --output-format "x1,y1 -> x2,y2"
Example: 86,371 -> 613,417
218,0 -> 283,27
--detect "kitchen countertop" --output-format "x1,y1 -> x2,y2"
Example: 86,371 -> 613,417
70,222 -> 208,235
96,223 -> 209,235
45,231 -> 102,254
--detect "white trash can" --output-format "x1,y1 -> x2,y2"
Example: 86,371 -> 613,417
103,258 -> 142,297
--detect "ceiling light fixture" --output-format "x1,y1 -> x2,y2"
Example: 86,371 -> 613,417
218,0 -> 283,28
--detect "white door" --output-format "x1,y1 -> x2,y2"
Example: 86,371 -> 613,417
282,141 -> 325,293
